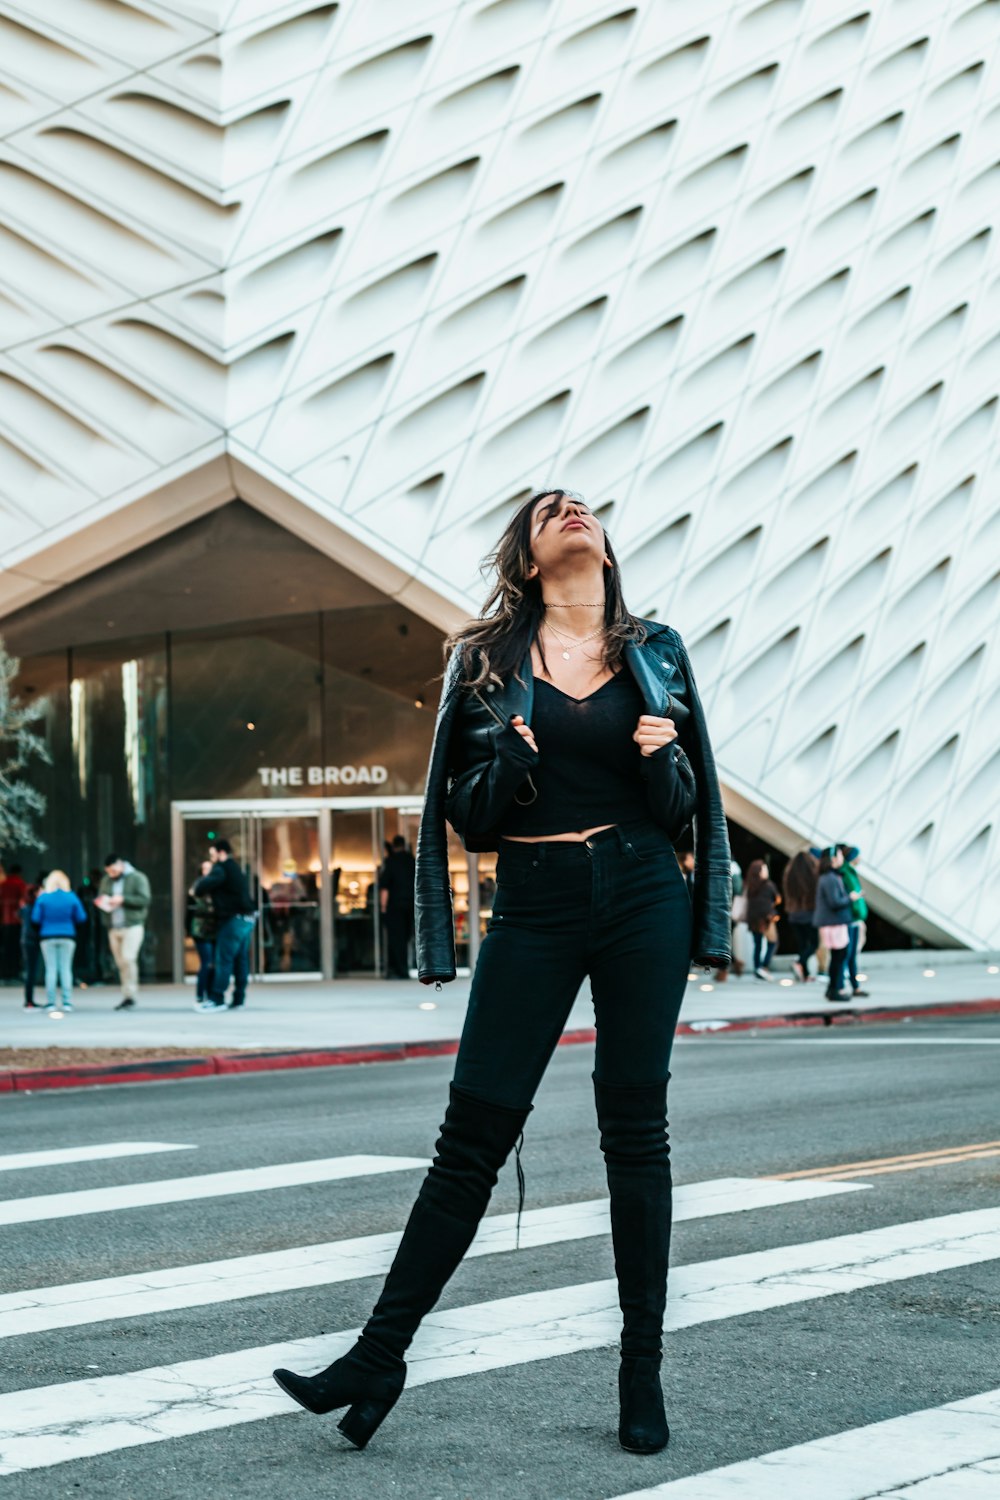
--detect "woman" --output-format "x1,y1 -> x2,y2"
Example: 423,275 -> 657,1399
744,858 -> 780,979
31,871 -> 86,1014
274,489 -> 732,1453
813,847 -> 854,1001
782,850 -> 819,982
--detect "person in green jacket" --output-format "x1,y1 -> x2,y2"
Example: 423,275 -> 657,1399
837,843 -> 869,998
95,854 -> 151,1010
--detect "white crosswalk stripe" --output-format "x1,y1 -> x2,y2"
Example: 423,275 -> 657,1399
3,1205 -> 999,1475
0,1143 -> 196,1173
0,1177 -> 863,1338
0,1155 -> 428,1226
606,1387 -> 1000,1499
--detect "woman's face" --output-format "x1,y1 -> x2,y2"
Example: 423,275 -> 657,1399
526,493 -> 606,579
832,850 -> 843,867
759,862 -> 768,881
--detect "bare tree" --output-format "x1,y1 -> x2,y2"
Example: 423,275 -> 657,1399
0,639 -> 50,852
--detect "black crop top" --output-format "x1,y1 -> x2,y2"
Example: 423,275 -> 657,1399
498,669 -> 651,837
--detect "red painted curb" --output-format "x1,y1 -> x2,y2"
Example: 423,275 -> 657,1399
9,1057 -> 217,1090
3,999 -> 997,1092
677,995 -> 1000,1036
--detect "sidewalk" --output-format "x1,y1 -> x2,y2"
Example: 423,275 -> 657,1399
5,949 -> 999,1057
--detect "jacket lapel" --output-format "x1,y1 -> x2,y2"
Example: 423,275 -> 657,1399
512,649 -> 534,723
624,640 -> 668,715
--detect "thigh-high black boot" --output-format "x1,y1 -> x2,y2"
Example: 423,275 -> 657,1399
274,1084 -> 530,1447
594,1074 -> 672,1454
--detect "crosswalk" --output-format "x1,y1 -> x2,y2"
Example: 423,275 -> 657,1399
3,1134 -> 999,1493
0,1143 -> 196,1173
0,1152 -> 427,1226
606,1388 -> 1000,1498
0,1176 -> 863,1340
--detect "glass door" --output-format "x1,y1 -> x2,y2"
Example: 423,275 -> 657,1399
330,809 -> 381,976
256,815 -> 322,977
176,809 -> 323,981
173,799 -> 478,982
178,812 -> 246,985
379,808 -> 477,974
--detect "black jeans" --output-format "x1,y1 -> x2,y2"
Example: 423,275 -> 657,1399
385,903 -> 414,978
826,946 -> 848,997
22,938 -> 41,1005
452,822 -> 692,1110
194,938 -> 215,1001
788,913 -> 818,971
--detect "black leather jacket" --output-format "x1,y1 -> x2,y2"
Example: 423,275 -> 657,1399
415,621 -> 732,981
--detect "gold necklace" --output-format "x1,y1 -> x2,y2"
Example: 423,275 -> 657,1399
544,601 -> 604,608
543,621 -> 606,661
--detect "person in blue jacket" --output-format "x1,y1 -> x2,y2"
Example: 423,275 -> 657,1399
31,871 -> 87,1014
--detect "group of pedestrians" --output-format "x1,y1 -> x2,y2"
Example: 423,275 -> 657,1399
188,841 -> 257,1011
18,854 -> 151,1014
720,842 -> 869,1002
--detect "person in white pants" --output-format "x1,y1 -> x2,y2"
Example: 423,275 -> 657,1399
95,854 -> 151,1011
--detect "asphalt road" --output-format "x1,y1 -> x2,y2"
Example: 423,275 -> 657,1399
2,1016 -> 999,1498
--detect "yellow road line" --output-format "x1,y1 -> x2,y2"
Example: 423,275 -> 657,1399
813,1147 -> 1000,1179
769,1140 -> 1000,1181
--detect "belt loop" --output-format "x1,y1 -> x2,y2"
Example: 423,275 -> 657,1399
614,824 -> 629,853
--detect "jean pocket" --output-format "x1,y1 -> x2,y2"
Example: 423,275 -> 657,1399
495,850 -> 542,888
622,831 -> 674,865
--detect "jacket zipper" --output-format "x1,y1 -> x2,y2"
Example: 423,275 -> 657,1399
474,688 -> 507,728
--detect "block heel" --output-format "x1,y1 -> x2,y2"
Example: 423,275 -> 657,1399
273,1340 -> 405,1434
337,1396 -> 399,1449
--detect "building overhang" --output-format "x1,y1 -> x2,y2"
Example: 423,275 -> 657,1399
0,447 -> 471,637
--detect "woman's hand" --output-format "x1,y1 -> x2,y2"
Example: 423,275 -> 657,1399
633,714 -> 677,757
511,715 -> 538,753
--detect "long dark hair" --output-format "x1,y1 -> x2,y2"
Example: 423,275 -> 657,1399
817,848 -> 837,875
444,489 -> 648,689
744,858 -> 770,898
783,849 -> 818,912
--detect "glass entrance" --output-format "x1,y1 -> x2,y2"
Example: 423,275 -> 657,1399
175,809 -> 324,982
171,799 -> 480,982
330,809 -> 380,976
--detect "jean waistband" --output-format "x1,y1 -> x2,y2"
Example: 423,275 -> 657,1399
498,820 -> 668,862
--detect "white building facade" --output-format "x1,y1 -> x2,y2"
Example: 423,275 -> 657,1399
1,0 -> 999,961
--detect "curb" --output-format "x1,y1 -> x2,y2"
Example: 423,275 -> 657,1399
679,995 -> 1000,1036
3,997 -> 998,1093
